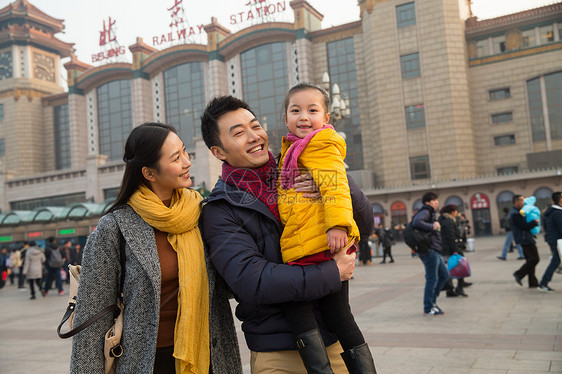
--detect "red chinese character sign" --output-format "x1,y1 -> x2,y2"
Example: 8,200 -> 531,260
470,193 -> 490,210
92,16 -> 126,64
99,17 -> 116,46
152,0 -> 205,47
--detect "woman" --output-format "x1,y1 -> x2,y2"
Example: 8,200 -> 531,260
439,204 -> 468,297
71,123 -> 241,373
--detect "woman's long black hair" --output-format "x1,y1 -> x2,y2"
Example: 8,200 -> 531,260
109,122 -> 177,212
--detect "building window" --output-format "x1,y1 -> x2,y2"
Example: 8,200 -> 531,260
327,38 -> 363,170
241,42 -> 289,156
545,71 -> 562,140
497,166 -> 518,175
492,35 -> 506,54
54,103 -> 70,169
400,53 -> 420,78
410,155 -> 430,180
405,104 -> 425,129
491,112 -> 513,124
164,62 -> 205,150
527,77 -> 545,141
476,39 -> 489,57
494,134 -> 515,146
521,28 -> 536,48
527,72 -> 562,142
97,79 -> 132,161
396,2 -> 416,27
10,192 -> 86,210
0,103 -> 3,121
489,88 -> 510,100
539,25 -> 554,44
0,138 -> 4,156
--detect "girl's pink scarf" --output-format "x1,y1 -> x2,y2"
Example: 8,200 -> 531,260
280,124 -> 334,189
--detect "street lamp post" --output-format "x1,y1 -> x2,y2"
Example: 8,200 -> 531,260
322,72 -> 351,168
321,72 -> 350,129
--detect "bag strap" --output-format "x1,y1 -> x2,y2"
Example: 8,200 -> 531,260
57,230 -> 126,339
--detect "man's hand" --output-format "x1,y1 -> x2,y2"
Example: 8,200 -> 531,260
433,221 -> 441,231
333,249 -> 355,281
293,173 -> 320,199
327,228 -> 348,253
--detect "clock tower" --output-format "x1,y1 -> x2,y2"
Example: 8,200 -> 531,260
0,0 -> 74,176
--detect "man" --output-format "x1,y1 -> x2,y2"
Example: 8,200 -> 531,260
412,191 -> 449,316
538,192 -> 562,292
22,241 -> 45,299
497,207 -> 525,260
510,195 -> 540,288
61,240 -> 72,284
200,96 -> 373,373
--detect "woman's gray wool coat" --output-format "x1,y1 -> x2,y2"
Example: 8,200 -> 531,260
70,205 -> 242,373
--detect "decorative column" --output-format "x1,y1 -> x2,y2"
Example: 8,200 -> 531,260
129,37 -> 157,126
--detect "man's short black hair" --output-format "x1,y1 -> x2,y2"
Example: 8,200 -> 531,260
552,191 -> 562,205
512,194 -> 523,204
200,96 -> 256,149
422,191 -> 438,204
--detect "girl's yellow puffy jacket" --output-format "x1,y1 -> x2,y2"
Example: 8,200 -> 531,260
278,128 -> 359,263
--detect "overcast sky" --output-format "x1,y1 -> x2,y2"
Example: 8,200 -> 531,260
0,0 -> 555,67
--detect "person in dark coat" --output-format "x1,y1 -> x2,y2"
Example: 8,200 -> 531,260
538,191 -> 562,292
412,191 -> 449,315
439,204 -> 468,297
200,96 -> 373,373
511,194 -> 540,288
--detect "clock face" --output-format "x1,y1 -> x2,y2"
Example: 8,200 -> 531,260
0,51 -> 13,80
33,52 -> 56,82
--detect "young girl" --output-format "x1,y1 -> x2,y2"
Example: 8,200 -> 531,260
278,83 -> 376,373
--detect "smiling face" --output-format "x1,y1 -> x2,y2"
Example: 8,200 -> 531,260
284,88 -> 330,139
143,131 -> 192,201
210,108 -> 270,169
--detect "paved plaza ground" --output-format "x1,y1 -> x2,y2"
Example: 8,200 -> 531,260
1,235 -> 560,373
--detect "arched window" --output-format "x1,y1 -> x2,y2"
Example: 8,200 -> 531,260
372,203 -> 384,214
533,186 -> 553,210
496,190 -> 514,220
444,195 -> 464,212
391,201 -> 407,225
412,199 -> 423,215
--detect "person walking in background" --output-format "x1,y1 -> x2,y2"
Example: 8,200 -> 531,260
43,237 -> 64,296
498,207 -> 525,260
18,243 -> 30,290
538,191 -> 562,292
0,247 -> 9,289
9,247 -> 23,287
413,191 -> 449,316
70,242 -> 83,266
358,236 -> 372,266
61,240 -> 72,285
377,223 -> 394,264
457,213 -> 471,243
22,241 -> 45,300
511,195 -> 540,288
439,204 -> 468,297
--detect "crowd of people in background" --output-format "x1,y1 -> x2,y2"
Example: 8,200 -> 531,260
0,237 -> 83,299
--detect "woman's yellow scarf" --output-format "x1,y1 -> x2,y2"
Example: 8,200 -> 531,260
128,185 -> 209,374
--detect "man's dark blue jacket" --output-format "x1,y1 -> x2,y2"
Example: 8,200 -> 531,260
544,204 -> 562,245
509,206 -> 538,245
412,204 -> 442,254
200,176 -> 373,352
